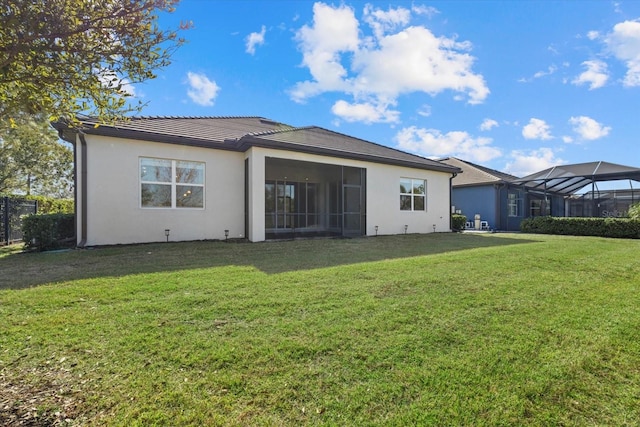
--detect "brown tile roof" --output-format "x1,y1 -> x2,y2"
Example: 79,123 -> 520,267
64,116 -> 293,146
55,116 -> 460,174
239,126 -> 458,172
439,157 -> 518,186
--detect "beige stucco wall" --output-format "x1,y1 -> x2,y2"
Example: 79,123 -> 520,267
245,147 -> 453,242
79,134 -> 245,246
76,136 -> 453,245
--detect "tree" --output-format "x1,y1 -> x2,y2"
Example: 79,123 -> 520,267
0,0 -> 187,127
0,113 -> 73,197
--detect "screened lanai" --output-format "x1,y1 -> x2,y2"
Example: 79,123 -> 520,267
264,157 -> 366,239
511,161 -> 640,218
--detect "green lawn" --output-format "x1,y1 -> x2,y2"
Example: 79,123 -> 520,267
1,233 -> 639,426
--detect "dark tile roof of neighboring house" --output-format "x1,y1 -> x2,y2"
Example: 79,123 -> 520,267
439,157 -> 518,187
55,116 -> 460,174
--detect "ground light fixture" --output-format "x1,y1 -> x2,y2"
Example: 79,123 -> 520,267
375,225 -> 378,236
164,229 -> 170,242
433,224 -> 436,233
404,224 -> 408,234
224,229 -> 229,240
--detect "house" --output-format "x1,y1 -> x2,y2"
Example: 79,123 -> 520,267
440,158 -> 640,231
54,116 -> 461,246
439,157 -> 521,231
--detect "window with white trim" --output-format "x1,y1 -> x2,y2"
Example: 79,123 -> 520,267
400,178 -> 426,211
140,157 -> 205,208
507,192 -> 521,217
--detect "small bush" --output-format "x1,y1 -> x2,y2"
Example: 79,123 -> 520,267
22,214 -> 75,251
629,202 -> 640,220
520,216 -> 640,239
451,214 -> 467,231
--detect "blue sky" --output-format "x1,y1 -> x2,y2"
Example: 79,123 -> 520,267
130,0 -> 640,178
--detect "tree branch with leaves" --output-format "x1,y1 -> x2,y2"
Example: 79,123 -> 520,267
0,0 -> 188,127
0,113 -> 73,197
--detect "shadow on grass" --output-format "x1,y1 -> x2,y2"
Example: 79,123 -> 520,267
0,233 -> 538,290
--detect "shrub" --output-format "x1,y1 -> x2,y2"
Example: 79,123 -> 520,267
22,213 -> 75,251
451,214 -> 467,231
520,216 -> 640,239
25,195 -> 74,214
629,202 -> 640,220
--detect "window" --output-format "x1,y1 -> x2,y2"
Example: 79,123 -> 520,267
507,192 -> 521,217
530,198 -> 550,217
140,157 -> 204,208
400,178 -> 426,211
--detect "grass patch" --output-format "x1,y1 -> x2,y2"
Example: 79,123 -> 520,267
1,233 -> 639,425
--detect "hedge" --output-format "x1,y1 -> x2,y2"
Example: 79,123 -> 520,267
0,194 -> 74,214
22,213 -> 75,251
26,195 -> 74,214
520,216 -> 640,239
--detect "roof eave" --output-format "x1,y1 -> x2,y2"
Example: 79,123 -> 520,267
57,122 -> 242,152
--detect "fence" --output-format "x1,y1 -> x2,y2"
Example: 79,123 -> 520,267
1,196 -> 38,245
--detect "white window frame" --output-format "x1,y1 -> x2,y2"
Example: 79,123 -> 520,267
507,192 -> 521,217
139,157 -> 205,209
400,178 -> 427,212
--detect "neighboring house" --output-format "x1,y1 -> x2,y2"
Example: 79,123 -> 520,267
441,158 -> 640,231
54,116 -> 461,246
439,157 -> 522,231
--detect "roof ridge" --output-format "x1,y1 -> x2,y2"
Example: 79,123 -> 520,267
441,157 -> 518,180
463,158 -> 518,180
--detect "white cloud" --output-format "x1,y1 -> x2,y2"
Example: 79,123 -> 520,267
587,30 -> 600,40
479,118 -> 498,131
568,116 -> 611,140
290,2 -> 489,123
519,65 -> 558,82
504,148 -> 565,177
290,2 -> 359,102
562,135 -> 574,143
533,65 -> 558,79
395,126 -> 502,163
186,72 -> 220,106
245,25 -> 267,55
363,4 -> 411,39
572,60 -> 609,89
522,118 -> 553,140
605,19 -> 640,87
412,5 -> 439,18
331,99 -> 400,124
417,104 -> 432,117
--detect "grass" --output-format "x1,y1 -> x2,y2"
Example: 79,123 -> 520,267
1,233 -> 639,425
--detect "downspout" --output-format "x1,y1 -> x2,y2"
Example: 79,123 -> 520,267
449,172 -> 457,231
78,132 -> 88,247
494,182 -> 505,231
